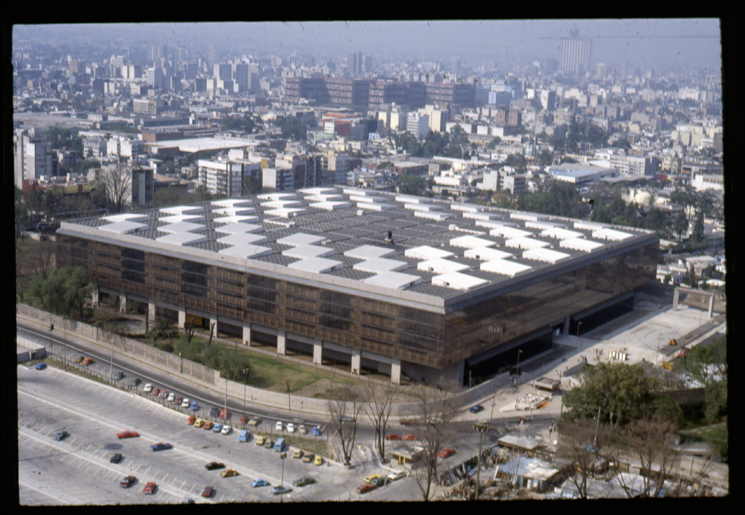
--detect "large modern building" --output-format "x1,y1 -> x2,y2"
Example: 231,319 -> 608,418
56,188 -> 657,385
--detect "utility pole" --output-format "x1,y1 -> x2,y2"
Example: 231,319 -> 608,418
593,406 -> 602,447
279,452 -> 287,503
473,422 -> 491,500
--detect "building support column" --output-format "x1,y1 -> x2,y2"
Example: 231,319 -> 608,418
313,339 -> 323,365
672,288 -> 680,311
390,359 -> 402,386
563,316 -> 571,335
147,302 -> 156,324
243,324 -> 252,346
178,309 -> 186,329
119,294 -> 127,314
351,350 -> 361,377
277,330 -> 286,355
210,318 -> 218,338
91,287 -> 99,308
708,294 -> 714,318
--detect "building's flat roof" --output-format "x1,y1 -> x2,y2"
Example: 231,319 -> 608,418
59,188 -> 657,306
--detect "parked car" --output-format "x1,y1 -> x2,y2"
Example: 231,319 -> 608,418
387,470 -> 406,481
143,383 -> 153,393
81,358 -> 94,366
201,486 -> 214,498
193,419 -> 205,428
385,433 -> 401,440
314,455 -> 323,466
120,475 -> 136,488
74,356 -> 84,364
312,426 -> 321,436
187,416 -> 196,425
110,453 -> 123,464
151,387 -> 160,396
203,421 -> 214,430
251,478 -> 269,488
371,477 -> 388,487
205,462 -> 225,471
150,443 -> 172,452
275,421 -> 283,431
190,401 -> 199,411
129,376 -> 140,387
240,414 -> 249,425
221,469 -> 239,478
298,424 -> 307,434
117,431 -> 140,439
287,423 -> 295,433
182,497 -> 195,504
469,404 -> 484,414
35,362 -> 47,370
264,438 -> 274,449
212,423 -> 223,433
364,474 -> 383,484
271,486 -> 291,495
143,482 -> 156,495
356,483 -> 375,494
210,408 -> 220,418
293,449 -> 304,459
438,448 -> 456,459
255,436 -> 266,446
114,371 -> 124,380
53,430 -> 68,441
181,398 -> 190,408
302,453 -> 314,464
292,476 -> 315,487
248,416 -> 261,426
237,429 -> 251,442
167,393 -> 175,402
403,434 -> 418,441
221,425 -> 232,435
174,396 -> 183,405
399,418 -> 416,425
158,390 -> 168,399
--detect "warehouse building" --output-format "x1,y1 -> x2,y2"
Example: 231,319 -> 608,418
55,188 -> 657,386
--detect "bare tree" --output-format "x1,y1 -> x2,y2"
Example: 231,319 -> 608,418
615,417 -> 681,498
326,391 -> 364,466
100,163 -> 132,213
410,386 -> 459,501
362,381 -> 396,462
556,419 -> 613,499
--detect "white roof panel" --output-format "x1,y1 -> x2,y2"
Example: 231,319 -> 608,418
510,212 -> 548,222
475,220 -> 518,229
450,202 -> 486,212
264,208 -> 306,218
344,245 -> 396,260
102,213 -> 149,223
214,223 -> 263,234
574,221 -> 607,231
287,257 -> 342,274
404,203 -> 443,212
432,272 -> 489,291
158,221 -> 205,233
257,193 -> 297,200
541,227 -> 584,240
463,211 -> 504,221
309,201 -> 351,211
213,215 -> 260,224
159,205 -> 203,215
261,200 -> 303,209
417,258 -> 469,274
363,271 -> 421,290
299,187 -> 337,195
356,202 -> 394,211
159,214 -> 205,224
526,221 -> 563,230
282,245 -> 335,259
449,235 -> 495,249
211,207 -> 256,216
306,194 -> 344,202
350,194 -> 385,203
522,247 -> 571,264
156,232 -> 208,246
405,246 -> 454,261
592,228 -> 633,241
414,210 -> 453,221
489,226 -> 533,239
464,247 -> 514,261
98,221 -> 148,234
480,259 -> 533,277
277,233 -> 327,247
217,232 -> 268,246
218,244 -> 272,259
210,199 -> 252,208
504,237 -> 550,250
353,258 -> 408,273
560,238 -> 605,252
395,195 -> 432,204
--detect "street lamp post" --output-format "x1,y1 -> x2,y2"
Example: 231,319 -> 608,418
576,321 -> 583,350
48,315 -> 54,359
516,349 -> 523,377
473,422 -> 491,500
243,368 -> 250,425
279,452 -> 287,503
63,316 -> 68,372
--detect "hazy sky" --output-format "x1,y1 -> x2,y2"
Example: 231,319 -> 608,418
13,19 -> 722,71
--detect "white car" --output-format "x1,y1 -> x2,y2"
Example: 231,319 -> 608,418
221,425 -> 232,435
167,393 -> 176,402
287,423 -> 295,433
387,470 -> 406,481
275,421 -> 283,431
181,398 -> 190,408
143,383 -> 153,393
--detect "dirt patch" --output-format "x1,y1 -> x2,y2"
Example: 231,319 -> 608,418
292,376 -> 450,406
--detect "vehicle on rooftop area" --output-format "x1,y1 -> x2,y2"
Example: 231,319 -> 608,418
438,448 -> 456,459
110,453 -> 123,464
35,362 -> 47,370
143,482 -> 157,495
120,475 -> 136,488
150,442 -> 172,452
117,431 -> 139,439
53,430 -> 68,441
205,462 -> 225,471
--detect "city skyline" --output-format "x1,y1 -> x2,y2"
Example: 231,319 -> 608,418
13,19 -> 722,72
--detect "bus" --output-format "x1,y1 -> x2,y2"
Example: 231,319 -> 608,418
274,438 -> 285,452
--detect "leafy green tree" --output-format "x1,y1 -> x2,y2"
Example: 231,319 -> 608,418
153,186 -> 191,208
25,266 -> 92,317
562,362 -> 659,426
673,211 -> 689,241
242,175 -> 262,196
399,174 -> 427,196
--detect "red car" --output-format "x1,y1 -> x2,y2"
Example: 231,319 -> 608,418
117,431 -> 140,439
356,483 -> 375,494
202,486 -> 214,498
399,418 -> 416,426
403,433 -> 418,441
151,387 -> 160,396
187,416 -> 196,425
240,414 -> 249,425
438,448 -> 456,459
143,482 -> 156,495
385,434 -> 401,441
